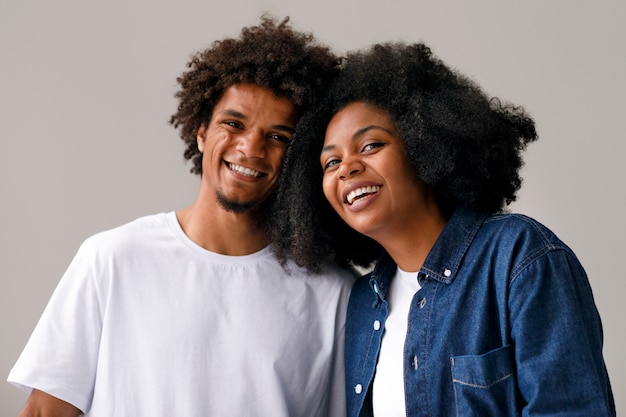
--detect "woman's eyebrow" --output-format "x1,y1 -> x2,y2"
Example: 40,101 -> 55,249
353,125 -> 393,139
321,143 -> 335,153
321,125 -> 392,154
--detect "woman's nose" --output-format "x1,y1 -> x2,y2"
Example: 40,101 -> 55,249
339,159 -> 364,179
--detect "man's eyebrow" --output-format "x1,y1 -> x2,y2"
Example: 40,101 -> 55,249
220,109 -> 247,119
273,125 -> 296,134
321,125 -> 392,153
219,109 -> 295,134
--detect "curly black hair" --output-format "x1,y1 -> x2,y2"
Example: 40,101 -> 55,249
169,15 -> 340,174
269,42 -> 538,272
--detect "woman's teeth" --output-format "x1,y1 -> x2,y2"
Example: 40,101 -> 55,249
346,186 -> 381,205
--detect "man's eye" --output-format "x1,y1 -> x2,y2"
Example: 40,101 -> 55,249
224,121 -> 243,129
269,134 -> 292,145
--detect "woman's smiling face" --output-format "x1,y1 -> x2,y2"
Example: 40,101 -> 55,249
320,102 -> 430,241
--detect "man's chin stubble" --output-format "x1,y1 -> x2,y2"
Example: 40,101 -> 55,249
216,192 -> 257,214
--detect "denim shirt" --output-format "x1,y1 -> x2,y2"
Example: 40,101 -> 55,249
345,207 -> 615,417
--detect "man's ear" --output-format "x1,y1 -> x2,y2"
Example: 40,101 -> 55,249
197,125 -> 206,152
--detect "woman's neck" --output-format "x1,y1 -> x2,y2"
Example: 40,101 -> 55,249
375,204 -> 447,272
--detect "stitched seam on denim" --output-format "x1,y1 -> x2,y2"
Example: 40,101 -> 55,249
349,280 -> 379,412
421,211 -> 483,284
452,371 -> 514,388
420,266 -> 443,281
451,358 -> 461,417
509,244 -> 553,284
420,266 -> 456,284
512,213 -> 556,247
509,246 -> 571,289
453,379 -> 460,417
359,320 -> 376,383
454,211 -> 485,269
403,299 -> 412,414
508,214 -> 562,283
355,294 -> 384,411
423,281 -> 439,416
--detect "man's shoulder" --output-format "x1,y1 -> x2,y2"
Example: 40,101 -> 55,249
80,212 -> 170,254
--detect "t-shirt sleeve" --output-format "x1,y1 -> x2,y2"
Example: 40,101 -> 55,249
7,238 -> 104,413
325,268 -> 355,417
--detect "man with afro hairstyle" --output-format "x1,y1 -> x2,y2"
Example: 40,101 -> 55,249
8,16 -> 355,417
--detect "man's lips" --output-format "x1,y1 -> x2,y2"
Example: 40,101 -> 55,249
226,162 -> 265,178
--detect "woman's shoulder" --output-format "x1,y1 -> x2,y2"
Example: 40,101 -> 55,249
477,211 -> 581,275
482,212 -> 565,249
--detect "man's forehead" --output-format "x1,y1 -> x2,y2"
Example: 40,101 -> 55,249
213,83 -> 298,123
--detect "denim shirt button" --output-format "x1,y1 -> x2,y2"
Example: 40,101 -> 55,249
419,298 -> 426,308
444,269 -> 452,277
355,384 -> 363,394
373,320 -> 381,330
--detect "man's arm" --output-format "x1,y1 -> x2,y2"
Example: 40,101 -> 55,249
17,389 -> 82,417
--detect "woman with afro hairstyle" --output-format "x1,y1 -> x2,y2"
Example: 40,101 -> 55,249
269,43 -> 615,416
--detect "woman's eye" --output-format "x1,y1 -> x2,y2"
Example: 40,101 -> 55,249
323,159 -> 340,171
363,142 -> 384,152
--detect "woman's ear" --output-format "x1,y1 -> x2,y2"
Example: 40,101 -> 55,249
197,125 -> 206,152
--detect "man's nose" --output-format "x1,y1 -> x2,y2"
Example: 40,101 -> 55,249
237,129 -> 266,158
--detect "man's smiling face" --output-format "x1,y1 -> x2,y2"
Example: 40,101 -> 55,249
197,83 -> 299,213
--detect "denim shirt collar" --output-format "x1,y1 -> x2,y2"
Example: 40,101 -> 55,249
368,207 -> 488,302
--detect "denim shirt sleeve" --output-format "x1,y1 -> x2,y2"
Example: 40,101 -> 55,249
507,241 -> 615,415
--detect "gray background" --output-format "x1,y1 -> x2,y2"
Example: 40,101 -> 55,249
1,0 -> 624,414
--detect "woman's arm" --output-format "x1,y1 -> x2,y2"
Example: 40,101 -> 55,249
510,249 -> 615,416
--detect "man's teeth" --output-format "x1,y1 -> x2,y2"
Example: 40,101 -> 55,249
346,186 -> 381,205
229,163 -> 261,178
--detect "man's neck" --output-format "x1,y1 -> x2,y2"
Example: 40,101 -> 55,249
176,199 -> 267,256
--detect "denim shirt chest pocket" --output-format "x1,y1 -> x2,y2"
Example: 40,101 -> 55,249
451,345 -> 520,416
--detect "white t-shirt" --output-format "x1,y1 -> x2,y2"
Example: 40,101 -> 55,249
372,267 -> 421,417
8,212 -> 355,417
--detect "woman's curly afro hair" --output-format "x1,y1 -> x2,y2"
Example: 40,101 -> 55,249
169,16 -> 340,175
269,42 -> 538,272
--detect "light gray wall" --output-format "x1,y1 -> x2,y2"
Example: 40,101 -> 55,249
1,0 -> 624,413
